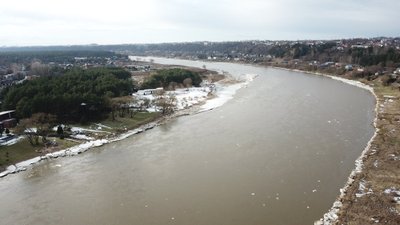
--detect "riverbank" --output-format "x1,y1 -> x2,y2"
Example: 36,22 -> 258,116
129,56 -> 400,223
0,72 -> 257,178
273,67 -> 400,224
329,81 -> 400,224
129,56 -> 396,223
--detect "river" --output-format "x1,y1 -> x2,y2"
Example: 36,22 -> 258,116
0,58 -> 375,225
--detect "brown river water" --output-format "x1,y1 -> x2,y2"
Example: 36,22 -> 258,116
0,58 -> 375,225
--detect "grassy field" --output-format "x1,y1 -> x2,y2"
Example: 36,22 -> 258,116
78,112 -> 161,136
0,138 -> 77,171
0,111 -> 160,172
100,112 -> 161,132
336,84 -> 400,224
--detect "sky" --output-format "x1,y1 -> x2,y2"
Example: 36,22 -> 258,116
0,0 -> 399,46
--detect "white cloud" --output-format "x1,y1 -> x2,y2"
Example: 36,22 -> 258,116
0,0 -> 399,46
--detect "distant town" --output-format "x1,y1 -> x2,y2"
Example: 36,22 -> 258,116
1,37 -> 399,92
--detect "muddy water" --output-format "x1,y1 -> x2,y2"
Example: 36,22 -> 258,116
0,59 -> 375,225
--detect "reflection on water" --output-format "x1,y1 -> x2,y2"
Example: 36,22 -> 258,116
0,59 -> 375,225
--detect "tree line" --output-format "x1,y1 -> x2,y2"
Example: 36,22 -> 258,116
141,68 -> 202,89
0,50 -> 123,67
1,67 -> 134,122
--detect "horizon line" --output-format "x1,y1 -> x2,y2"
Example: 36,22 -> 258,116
1,36 -> 399,49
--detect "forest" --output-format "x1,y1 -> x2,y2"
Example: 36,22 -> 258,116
0,67 -> 134,122
141,68 -> 202,89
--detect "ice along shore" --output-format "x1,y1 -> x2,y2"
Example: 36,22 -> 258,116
276,68 -> 399,225
0,72 -> 257,178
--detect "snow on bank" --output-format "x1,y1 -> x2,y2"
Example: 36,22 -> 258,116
303,72 -> 379,225
273,68 -> 380,225
70,127 -> 110,134
136,87 -> 212,111
110,121 -> 160,142
133,74 -> 258,114
278,67 -> 375,93
0,73 -> 258,178
355,180 -> 373,198
384,188 -> 400,205
0,139 -> 109,178
0,121 -> 163,178
70,134 -> 95,141
200,74 -> 258,112
0,136 -> 23,146
173,88 -> 210,110
200,82 -> 242,112
0,119 -> 165,178
327,75 -> 374,93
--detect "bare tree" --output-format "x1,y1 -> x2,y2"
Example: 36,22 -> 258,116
168,82 -> 178,91
183,78 -> 193,88
110,96 -> 138,120
30,61 -> 50,76
15,113 -> 57,146
140,98 -> 151,111
154,92 -> 176,115
10,63 -> 22,73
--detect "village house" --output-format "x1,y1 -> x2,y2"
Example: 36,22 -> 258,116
134,88 -> 164,97
0,110 -> 17,129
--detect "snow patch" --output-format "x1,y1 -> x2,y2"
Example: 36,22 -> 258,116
70,134 -> 95,141
384,188 -> 400,204
200,74 -> 258,112
172,87 -> 210,110
200,82 -> 242,111
0,136 -> 24,146
328,76 -> 374,92
0,139 -> 109,177
94,123 -> 112,129
373,160 -> 379,168
71,127 -> 110,134
355,180 -> 373,198
388,154 -> 399,161
0,119 -> 165,178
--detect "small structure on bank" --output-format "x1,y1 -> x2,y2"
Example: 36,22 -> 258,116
0,110 -> 17,129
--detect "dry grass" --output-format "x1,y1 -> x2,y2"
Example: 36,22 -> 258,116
334,84 -> 400,224
0,138 -> 78,172
100,112 -> 160,133
236,64 -> 400,224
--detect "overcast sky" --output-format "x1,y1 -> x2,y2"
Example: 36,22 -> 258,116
0,0 -> 399,46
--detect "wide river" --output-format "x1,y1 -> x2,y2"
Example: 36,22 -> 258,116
0,58 -> 375,225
